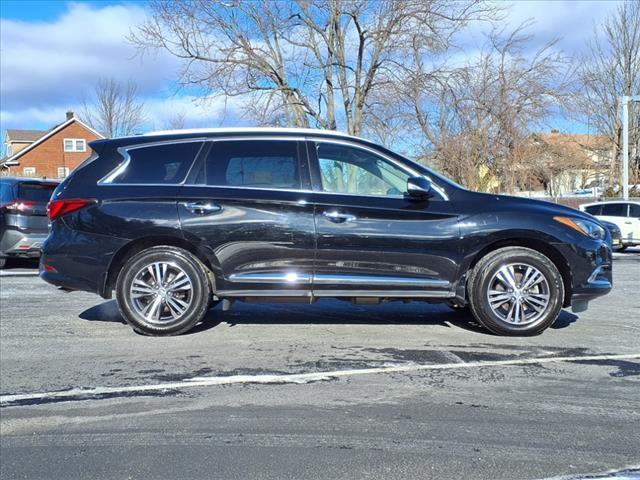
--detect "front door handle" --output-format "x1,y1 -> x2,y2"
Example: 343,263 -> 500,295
183,202 -> 222,215
323,210 -> 356,223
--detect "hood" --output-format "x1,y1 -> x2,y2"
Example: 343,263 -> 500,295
464,191 -> 597,222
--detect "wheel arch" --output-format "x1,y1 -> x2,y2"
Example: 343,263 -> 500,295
463,237 -> 572,308
101,235 -> 218,299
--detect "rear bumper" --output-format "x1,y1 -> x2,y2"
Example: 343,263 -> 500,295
0,229 -> 47,258
39,221 -> 127,296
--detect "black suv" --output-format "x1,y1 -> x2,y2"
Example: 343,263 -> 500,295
1,177 -> 58,268
40,128 -> 612,336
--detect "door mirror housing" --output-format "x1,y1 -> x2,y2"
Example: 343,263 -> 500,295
406,177 -> 432,200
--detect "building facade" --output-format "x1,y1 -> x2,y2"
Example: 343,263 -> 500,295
1,112 -> 104,179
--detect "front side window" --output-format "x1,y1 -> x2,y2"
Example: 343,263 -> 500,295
601,203 -> 627,217
316,142 -> 409,197
204,140 -> 300,189
110,141 -> 203,184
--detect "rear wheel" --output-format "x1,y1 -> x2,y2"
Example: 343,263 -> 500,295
468,247 -> 564,336
115,246 -> 213,336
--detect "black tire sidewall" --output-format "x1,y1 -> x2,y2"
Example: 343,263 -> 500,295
116,247 -> 210,336
470,249 -> 564,336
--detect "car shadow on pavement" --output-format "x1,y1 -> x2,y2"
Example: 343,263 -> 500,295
78,299 -> 579,336
79,300 -> 126,324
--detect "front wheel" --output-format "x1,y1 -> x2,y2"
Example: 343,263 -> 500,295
115,246 -> 212,336
468,247 -> 564,336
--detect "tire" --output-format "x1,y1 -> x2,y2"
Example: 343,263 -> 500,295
468,247 -> 564,336
115,246 -> 212,336
614,245 -> 627,252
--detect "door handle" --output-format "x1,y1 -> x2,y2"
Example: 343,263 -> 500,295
183,202 -> 222,215
323,210 -> 356,223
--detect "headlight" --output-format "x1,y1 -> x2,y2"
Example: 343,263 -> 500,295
554,216 -> 606,240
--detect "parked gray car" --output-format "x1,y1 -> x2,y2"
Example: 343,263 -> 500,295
0,177 -> 58,268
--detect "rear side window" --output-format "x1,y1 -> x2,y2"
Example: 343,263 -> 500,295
17,183 -> 56,203
584,205 -> 602,215
204,140 -> 300,189
629,203 -> 640,218
110,141 -> 203,184
601,203 -> 627,217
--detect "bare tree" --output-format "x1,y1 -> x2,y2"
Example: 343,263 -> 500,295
576,1 -> 640,184
164,111 -> 187,130
81,78 -> 146,138
402,22 -> 572,192
130,0 -> 495,136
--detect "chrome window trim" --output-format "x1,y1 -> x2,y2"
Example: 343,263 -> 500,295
96,134 -> 449,201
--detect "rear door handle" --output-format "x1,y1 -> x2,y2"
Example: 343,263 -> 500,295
183,202 -> 222,215
323,210 -> 356,223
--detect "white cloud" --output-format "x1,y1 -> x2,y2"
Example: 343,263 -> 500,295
0,2 -> 181,131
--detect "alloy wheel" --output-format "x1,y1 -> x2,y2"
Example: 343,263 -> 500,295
129,261 -> 193,324
486,263 -> 551,326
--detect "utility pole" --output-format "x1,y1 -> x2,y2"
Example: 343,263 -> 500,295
621,95 -> 640,200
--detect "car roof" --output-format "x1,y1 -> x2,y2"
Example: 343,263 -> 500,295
0,177 -> 59,185
581,200 -> 640,206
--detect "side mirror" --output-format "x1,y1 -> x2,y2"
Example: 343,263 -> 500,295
406,177 -> 432,200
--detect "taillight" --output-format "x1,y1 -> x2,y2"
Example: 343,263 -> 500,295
47,199 -> 97,220
4,201 -> 36,213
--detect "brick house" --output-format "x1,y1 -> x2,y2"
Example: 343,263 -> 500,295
0,112 -> 104,179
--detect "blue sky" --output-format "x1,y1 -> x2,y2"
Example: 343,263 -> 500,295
0,0 -> 625,138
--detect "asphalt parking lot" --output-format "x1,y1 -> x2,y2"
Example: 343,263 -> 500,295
0,250 -> 639,480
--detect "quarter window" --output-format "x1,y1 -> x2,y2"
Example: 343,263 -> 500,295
110,141 -> 203,184
601,203 -> 627,217
315,143 -> 409,197
204,140 -> 300,189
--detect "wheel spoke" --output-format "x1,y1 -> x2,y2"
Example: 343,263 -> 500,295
166,297 -> 187,318
488,290 -> 512,308
167,274 -> 190,292
522,271 -> 543,290
524,293 -> 549,309
496,266 -> 517,290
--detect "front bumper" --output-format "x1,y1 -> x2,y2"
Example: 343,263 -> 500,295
553,239 -> 612,312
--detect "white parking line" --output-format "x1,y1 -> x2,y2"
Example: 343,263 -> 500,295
1,353 -> 638,406
0,270 -> 39,277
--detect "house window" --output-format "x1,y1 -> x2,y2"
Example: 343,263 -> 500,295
6,145 -> 12,156
63,138 -> 86,152
57,167 -> 70,178
23,167 -> 36,177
